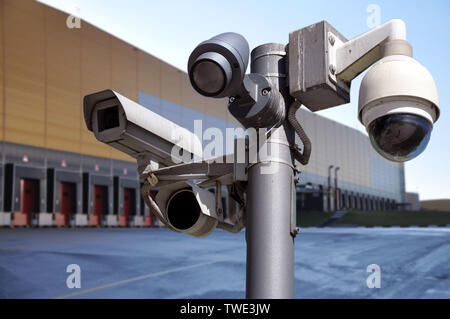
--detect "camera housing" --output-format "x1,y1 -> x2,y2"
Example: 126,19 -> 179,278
288,19 -> 440,162
83,90 -> 203,167
188,32 -> 249,98
358,55 -> 440,161
155,181 -> 220,237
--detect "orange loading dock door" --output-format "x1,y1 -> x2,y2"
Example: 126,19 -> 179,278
15,179 -> 39,226
55,182 -> 76,226
120,188 -> 134,227
90,185 -> 107,226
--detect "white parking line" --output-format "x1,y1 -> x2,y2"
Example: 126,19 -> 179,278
54,259 -> 228,299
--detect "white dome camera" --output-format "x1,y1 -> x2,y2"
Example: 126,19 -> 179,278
358,55 -> 440,162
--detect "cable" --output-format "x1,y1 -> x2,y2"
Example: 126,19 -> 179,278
140,182 -> 177,231
287,100 -> 311,165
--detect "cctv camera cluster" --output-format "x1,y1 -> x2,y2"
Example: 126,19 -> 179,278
83,19 -> 439,239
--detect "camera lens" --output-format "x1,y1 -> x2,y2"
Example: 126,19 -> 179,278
189,51 -> 233,97
97,105 -> 119,132
167,190 -> 200,230
191,59 -> 226,96
368,113 -> 432,162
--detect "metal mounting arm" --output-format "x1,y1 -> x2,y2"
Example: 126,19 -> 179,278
335,19 -> 411,82
138,141 -> 249,234
228,73 -> 285,129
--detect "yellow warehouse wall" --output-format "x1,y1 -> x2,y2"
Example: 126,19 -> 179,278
45,7 -> 82,154
137,51 -> 161,99
4,0 -> 46,148
80,22 -> 115,159
0,0 -> 232,163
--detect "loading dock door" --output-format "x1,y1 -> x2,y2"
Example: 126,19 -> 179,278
90,185 -> 107,226
19,179 -> 39,225
123,188 -> 131,226
94,186 -> 107,216
121,188 -> 135,226
60,182 -> 76,225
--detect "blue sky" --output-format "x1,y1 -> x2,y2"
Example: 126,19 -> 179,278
40,0 -> 450,200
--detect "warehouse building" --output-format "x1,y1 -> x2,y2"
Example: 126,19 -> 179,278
0,0 -> 405,227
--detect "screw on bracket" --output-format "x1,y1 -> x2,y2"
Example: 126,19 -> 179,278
146,173 -> 158,187
329,64 -> 336,75
261,89 -> 270,96
329,35 -> 335,46
229,96 -> 235,103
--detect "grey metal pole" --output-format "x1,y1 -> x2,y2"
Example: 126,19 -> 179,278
245,43 -> 296,299
328,165 -> 333,211
334,166 -> 340,210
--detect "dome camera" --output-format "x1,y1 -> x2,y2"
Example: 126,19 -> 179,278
358,55 -> 440,162
188,32 -> 249,98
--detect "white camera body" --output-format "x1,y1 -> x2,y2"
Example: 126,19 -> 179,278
357,55 -> 440,162
83,89 -> 203,168
358,55 -> 440,127
155,181 -> 220,237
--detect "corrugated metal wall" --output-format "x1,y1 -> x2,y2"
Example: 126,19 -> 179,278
0,0 -> 231,162
0,0 -> 405,203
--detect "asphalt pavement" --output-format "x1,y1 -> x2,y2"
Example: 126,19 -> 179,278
0,227 -> 448,298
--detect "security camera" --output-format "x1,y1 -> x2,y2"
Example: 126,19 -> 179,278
289,19 -> 440,162
83,89 -> 203,167
188,33 -> 286,128
188,32 -> 249,98
358,55 -> 439,162
155,181 -> 220,237
84,90 -> 244,237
